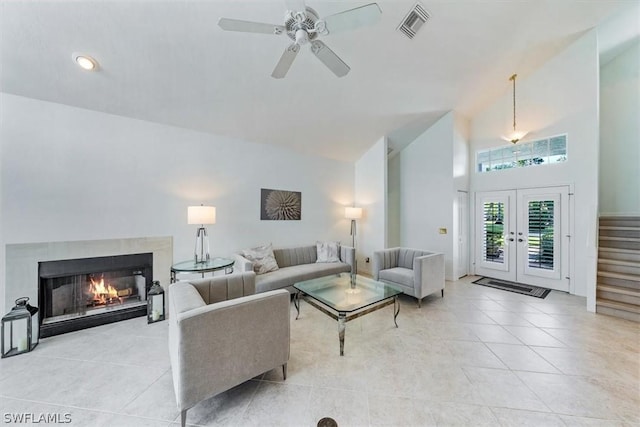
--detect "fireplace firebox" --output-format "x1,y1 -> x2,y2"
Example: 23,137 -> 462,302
38,253 -> 153,338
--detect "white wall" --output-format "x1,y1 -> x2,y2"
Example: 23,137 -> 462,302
469,30 -> 600,308
387,112 -> 469,281
387,154 -> 401,247
354,137 -> 387,275
599,40 -> 640,215
399,112 -> 456,279
0,94 -> 354,311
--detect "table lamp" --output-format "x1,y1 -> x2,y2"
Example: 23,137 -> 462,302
188,205 -> 216,263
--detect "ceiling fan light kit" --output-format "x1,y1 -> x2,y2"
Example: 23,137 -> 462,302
218,2 -> 382,79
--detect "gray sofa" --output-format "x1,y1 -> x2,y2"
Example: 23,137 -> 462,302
168,271 -> 290,427
235,244 -> 355,293
373,247 -> 445,307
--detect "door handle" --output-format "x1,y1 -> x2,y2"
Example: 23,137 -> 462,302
508,238 -> 514,242
518,238 -> 524,242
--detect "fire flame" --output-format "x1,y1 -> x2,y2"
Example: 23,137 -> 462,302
88,277 -> 119,305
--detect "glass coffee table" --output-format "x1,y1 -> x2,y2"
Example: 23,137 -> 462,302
293,273 -> 402,356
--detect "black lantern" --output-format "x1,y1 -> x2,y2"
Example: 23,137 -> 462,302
2,297 -> 39,358
147,281 -> 165,324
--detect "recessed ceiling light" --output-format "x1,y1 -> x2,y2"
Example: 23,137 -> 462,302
72,53 -> 99,71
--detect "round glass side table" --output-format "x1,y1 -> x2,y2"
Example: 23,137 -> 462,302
170,258 -> 235,283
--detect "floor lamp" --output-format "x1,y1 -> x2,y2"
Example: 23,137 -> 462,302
345,207 -> 362,274
188,205 -> 216,263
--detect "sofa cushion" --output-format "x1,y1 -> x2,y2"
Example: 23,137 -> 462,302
256,262 -> 351,293
241,243 -> 279,275
316,241 -> 340,263
379,267 -> 414,289
273,245 -> 317,268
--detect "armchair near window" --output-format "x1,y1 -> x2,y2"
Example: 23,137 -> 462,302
372,247 -> 445,307
168,271 -> 290,427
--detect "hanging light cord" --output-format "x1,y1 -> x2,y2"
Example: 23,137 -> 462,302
510,73 -> 517,131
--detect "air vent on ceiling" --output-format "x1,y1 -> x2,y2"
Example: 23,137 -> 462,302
397,3 -> 430,39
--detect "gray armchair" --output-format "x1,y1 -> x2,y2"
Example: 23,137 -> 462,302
373,247 -> 445,307
168,271 -> 290,427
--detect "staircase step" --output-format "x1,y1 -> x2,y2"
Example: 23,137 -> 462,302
597,274 -> 640,290
596,302 -> 640,322
597,259 -> 640,275
597,297 -> 640,312
597,270 -> 640,282
599,217 -> 640,228
599,226 -> 640,238
599,236 -> 640,242
598,258 -> 639,267
598,236 -> 640,251
597,284 -> 640,296
598,247 -> 640,263
597,284 -> 640,306
597,291 -> 640,306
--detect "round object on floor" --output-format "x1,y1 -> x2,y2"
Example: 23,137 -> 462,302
317,417 -> 338,427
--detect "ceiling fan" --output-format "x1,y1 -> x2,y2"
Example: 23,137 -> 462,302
218,1 -> 382,78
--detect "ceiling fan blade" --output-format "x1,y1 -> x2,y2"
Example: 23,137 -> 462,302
271,44 -> 300,79
218,18 -> 285,35
310,41 -> 350,77
285,0 -> 306,13
321,3 -> 382,35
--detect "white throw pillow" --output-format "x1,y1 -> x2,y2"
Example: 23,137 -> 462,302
241,243 -> 279,275
316,241 -> 341,263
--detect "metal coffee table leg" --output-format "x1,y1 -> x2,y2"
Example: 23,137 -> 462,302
338,312 -> 346,356
393,296 -> 400,327
294,291 -> 301,320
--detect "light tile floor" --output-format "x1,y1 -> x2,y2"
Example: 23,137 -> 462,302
1,276 -> 638,426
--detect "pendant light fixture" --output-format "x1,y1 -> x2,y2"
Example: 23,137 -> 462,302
502,73 -> 528,144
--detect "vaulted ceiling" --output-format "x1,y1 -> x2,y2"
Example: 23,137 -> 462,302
1,1 -> 636,161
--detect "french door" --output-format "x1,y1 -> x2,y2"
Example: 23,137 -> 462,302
475,186 -> 569,291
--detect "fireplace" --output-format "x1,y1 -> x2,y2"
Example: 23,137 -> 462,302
38,253 -> 153,338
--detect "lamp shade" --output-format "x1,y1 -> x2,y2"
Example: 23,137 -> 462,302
188,206 -> 216,225
344,207 -> 362,220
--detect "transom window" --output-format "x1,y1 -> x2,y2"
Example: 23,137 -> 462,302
477,134 -> 567,173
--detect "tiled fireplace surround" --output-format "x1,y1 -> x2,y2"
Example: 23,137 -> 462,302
4,237 -> 173,319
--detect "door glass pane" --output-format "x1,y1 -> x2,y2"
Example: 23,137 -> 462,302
483,202 -> 505,263
528,200 -> 554,270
